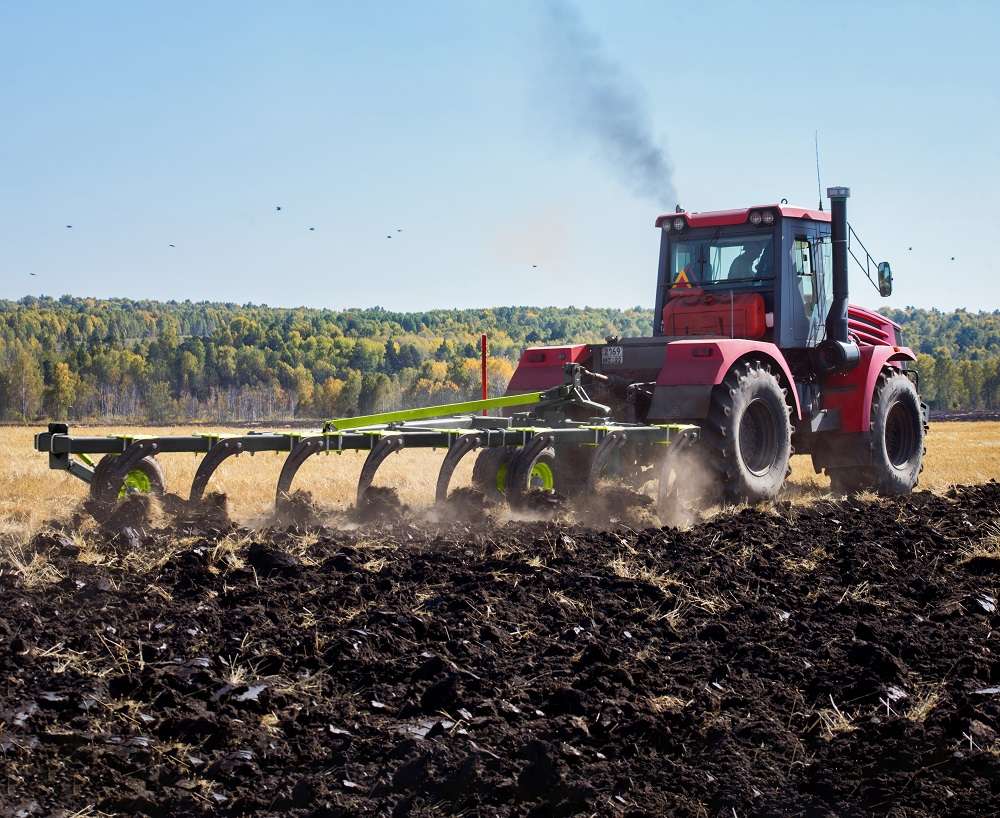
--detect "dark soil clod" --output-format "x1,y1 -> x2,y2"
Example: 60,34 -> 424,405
353,486 -> 407,524
3,483 -> 1000,815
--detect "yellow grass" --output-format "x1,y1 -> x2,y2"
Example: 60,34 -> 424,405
0,421 -> 997,540
785,420 -> 1000,495
0,424 -> 475,534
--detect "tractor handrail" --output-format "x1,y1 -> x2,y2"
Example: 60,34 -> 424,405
847,222 -> 881,294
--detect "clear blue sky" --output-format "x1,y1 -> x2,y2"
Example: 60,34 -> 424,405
2,1 -> 998,312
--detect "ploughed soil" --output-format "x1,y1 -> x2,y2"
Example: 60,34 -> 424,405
3,484 -> 1000,817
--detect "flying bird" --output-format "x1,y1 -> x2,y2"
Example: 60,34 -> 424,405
386,234 -> 392,239
65,225 -> 73,229
168,244 -> 175,248
29,272 -> 37,276
532,265 -> 538,268
308,227 -> 315,231
397,228 -> 402,232
907,246 -> 912,251
275,206 -> 282,212
950,256 -> 956,261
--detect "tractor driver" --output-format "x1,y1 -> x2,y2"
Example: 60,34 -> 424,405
727,240 -> 768,281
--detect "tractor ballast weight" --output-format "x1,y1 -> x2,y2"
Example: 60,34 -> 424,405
33,185 -> 926,520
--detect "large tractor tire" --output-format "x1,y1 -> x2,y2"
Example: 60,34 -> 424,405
704,359 -> 793,503
829,369 -> 925,496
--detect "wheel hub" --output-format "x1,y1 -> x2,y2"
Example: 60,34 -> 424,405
739,398 -> 778,476
885,401 -> 918,468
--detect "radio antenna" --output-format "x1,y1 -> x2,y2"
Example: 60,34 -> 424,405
815,130 -> 823,211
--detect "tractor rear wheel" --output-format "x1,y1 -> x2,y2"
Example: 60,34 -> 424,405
830,369 -> 925,496
705,359 -> 792,503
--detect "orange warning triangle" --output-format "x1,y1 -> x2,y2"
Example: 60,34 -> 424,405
672,268 -> 692,288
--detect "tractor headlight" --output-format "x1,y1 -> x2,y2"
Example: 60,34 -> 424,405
762,211 -> 775,225
748,211 -> 762,226
672,217 -> 685,231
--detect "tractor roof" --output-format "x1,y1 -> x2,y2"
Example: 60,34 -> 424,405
655,204 -> 831,229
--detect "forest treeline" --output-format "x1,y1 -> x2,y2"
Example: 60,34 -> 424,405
0,296 -> 997,422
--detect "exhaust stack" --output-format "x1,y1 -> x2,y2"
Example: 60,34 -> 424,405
815,185 -> 860,373
826,186 -> 850,344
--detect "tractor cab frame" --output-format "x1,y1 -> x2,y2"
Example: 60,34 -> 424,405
652,204 -> 835,350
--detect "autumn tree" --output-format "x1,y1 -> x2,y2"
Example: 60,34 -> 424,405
3,349 -> 44,420
46,362 -> 79,418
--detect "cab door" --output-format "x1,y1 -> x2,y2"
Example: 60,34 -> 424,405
778,219 -> 822,347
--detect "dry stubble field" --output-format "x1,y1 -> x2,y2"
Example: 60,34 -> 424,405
1,421 -> 997,541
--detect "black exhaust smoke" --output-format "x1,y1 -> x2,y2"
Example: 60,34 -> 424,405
537,0 -> 678,209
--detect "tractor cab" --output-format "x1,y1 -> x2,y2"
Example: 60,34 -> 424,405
652,204 -> 834,349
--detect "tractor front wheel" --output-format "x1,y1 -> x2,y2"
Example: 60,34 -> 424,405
705,359 -> 792,503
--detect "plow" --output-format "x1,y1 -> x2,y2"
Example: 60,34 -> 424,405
34,364 -> 699,520
33,186 -> 928,521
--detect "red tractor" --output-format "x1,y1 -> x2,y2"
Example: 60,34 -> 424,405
505,186 -> 927,504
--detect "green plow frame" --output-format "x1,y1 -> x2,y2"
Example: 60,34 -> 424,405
33,366 -> 699,520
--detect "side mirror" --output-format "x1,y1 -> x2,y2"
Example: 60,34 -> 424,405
877,261 -> 893,297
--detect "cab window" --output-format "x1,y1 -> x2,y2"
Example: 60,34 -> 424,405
793,237 -> 817,317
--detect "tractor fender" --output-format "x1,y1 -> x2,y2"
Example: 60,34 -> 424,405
655,339 -> 801,420
821,345 -> 917,433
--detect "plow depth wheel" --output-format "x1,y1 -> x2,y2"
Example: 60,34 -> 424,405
91,454 -> 165,503
472,448 -> 515,501
705,359 -> 792,503
506,437 -> 558,507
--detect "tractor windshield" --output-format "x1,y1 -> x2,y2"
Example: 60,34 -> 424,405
671,232 -> 775,288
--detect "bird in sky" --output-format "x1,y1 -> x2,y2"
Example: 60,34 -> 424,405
950,256 -> 956,261
168,244 -> 175,248
308,227 -> 315,231
386,234 -> 392,239
397,228 -> 402,232
275,206 -> 282,212
29,272 -> 37,276
532,265 -> 538,268
65,225 -> 73,229
907,246 -> 912,251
